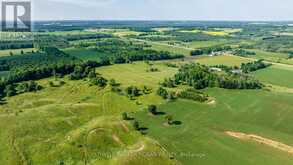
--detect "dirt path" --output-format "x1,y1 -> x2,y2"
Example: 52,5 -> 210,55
128,143 -> 145,153
120,121 -> 130,133
226,131 -> 293,155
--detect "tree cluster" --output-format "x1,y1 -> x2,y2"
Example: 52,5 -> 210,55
173,63 -> 262,90
241,60 -> 270,73
232,49 -> 256,57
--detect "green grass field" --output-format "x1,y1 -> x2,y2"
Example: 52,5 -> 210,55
1,56 -> 293,164
187,41 -> 229,49
195,55 -> 252,66
254,65 -> 293,88
0,48 -> 35,57
247,49 -> 293,64
0,77 -> 175,165
135,88 -> 293,165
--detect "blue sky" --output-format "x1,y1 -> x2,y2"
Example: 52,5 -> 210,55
32,0 -> 293,21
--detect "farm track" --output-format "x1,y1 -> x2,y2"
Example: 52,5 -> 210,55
226,131 -> 293,155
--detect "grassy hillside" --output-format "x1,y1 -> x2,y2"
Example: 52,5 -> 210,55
254,65 -> 293,88
0,77 -> 176,165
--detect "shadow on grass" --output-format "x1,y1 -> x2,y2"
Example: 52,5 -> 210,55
172,121 -> 182,125
126,117 -> 135,121
155,111 -> 166,115
0,98 -> 6,105
139,127 -> 149,135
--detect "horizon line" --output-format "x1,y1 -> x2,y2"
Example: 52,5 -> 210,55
30,19 -> 293,22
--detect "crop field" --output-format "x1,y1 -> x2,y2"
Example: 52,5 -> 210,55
178,28 -> 242,36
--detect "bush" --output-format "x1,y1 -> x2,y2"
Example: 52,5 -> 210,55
157,87 -> 168,99
165,115 -> 173,125
125,86 -> 140,97
178,88 -> 208,102
122,112 -> 128,120
133,121 -> 140,130
148,105 -> 157,115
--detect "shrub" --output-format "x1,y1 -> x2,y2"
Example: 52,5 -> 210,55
133,121 -> 140,130
148,105 -> 157,115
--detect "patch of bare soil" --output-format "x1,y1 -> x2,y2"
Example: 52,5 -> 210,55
226,131 -> 293,155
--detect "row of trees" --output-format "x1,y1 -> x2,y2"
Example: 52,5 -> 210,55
232,49 -> 256,57
1,81 -> 42,97
0,41 -> 34,50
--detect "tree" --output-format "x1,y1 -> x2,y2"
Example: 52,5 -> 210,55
21,50 -> 24,54
90,76 -> 107,87
190,49 -> 203,56
122,112 -> 128,120
148,105 -> 157,115
88,70 -> 96,79
4,85 -> 16,97
109,79 -> 118,86
133,121 -> 140,130
125,86 -> 140,98
165,115 -> 173,125
157,87 -> 168,99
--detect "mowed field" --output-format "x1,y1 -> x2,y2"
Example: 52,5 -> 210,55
195,55 -> 252,66
1,53 -> 293,164
253,64 -> 293,88
135,88 -> 293,165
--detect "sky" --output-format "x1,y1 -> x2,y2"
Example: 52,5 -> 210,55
28,0 -> 293,21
